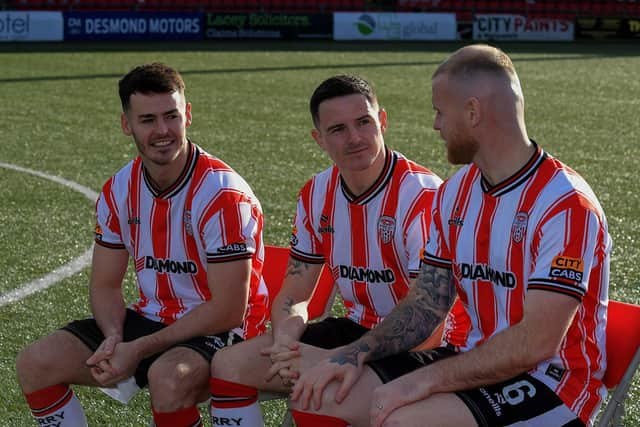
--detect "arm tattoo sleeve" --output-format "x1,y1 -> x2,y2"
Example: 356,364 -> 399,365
364,263 -> 456,360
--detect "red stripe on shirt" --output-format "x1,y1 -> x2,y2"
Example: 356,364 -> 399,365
473,193 -> 498,345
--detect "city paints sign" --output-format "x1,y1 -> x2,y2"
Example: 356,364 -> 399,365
473,14 -> 574,41
65,11 -> 202,40
334,12 -> 457,40
0,11 -> 63,41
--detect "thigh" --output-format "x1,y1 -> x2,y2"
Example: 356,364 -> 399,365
17,329 -> 98,392
290,364 -> 384,427
211,332 -> 284,390
456,373 -> 584,427
382,393 -> 477,427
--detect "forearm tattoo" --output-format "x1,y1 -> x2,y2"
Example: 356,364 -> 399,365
365,263 -> 456,360
281,259 -> 312,314
285,258 -> 310,278
282,296 -> 294,315
330,343 -> 371,366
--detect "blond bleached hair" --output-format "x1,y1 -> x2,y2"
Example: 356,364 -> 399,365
433,44 -> 517,82
433,44 -> 524,102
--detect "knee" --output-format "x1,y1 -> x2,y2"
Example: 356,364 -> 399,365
16,342 -> 46,386
148,360 -> 202,409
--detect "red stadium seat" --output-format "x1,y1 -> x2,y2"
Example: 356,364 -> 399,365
595,300 -> 640,426
257,245 -> 338,427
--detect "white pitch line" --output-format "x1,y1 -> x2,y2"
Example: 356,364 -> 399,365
0,162 -> 98,307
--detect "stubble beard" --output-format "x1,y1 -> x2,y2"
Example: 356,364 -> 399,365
447,133 -> 478,165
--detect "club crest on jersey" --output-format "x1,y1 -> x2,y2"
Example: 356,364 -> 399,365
511,212 -> 528,243
378,216 -> 396,244
183,210 -> 193,236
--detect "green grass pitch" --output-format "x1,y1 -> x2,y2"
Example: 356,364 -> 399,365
1,40 -> 638,426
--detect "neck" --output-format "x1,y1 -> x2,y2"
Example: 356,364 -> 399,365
341,149 -> 387,197
476,135 -> 534,187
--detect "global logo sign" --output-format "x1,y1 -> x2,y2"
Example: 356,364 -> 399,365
356,14 -> 376,36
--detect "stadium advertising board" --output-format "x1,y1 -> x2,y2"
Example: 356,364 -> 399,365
0,11 -> 63,42
64,12 -> 202,40
473,14 -> 574,41
333,12 -> 457,41
576,18 -> 640,39
205,13 -> 331,39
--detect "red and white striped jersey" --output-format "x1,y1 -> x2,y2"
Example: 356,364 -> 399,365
423,143 -> 611,424
94,142 -> 267,339
290,149 -> 442,329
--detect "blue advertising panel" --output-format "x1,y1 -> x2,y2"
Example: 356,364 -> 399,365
65,11 -> 203,40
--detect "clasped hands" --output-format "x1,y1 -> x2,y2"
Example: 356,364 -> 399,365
85,336 -> 140,387
261,339 -> 302,387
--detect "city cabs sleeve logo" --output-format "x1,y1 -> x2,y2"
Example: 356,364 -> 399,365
549,255 -> 584,283
217,242 -> 248,254
378,215 -> 396,244
94,223 -> 103,240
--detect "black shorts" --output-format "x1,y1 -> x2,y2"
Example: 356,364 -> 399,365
62,308 -> 242,388
299,317 -> 370,348
376,347 -> 585,427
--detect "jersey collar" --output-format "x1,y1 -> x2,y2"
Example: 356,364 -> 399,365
340,147 -> 397,205
479,140 -> 546,197
142,141 -> 198,199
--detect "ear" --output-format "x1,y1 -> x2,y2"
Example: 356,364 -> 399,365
378,108 -> 388,133
121,112 -> 132,136
466,97 -> 481,128
311,128 -> 325,151
184,102 -> 193,128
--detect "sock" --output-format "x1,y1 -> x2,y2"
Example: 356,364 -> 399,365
24,384 -> 87,427
151,405 -> 202,427
209,377 -> 264,427
290,409 -> 350,427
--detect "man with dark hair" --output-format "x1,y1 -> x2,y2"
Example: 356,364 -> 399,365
208,74 -> 442,426
16,62 -> 268,427
289,44 -> 611,427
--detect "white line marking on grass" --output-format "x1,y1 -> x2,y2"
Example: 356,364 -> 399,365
0,162 -> 98,307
